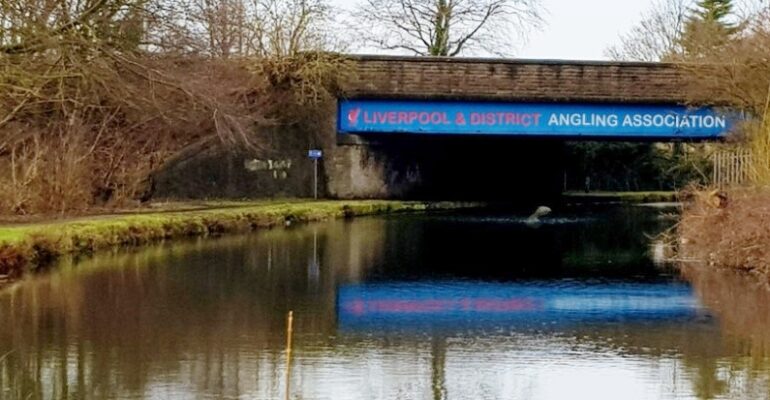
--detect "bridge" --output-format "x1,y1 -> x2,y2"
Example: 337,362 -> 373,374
154,55 -> 737,202
337,55 -> 734,140
325,55 -> 735,200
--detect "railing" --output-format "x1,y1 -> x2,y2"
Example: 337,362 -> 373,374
712,149 -> 753,187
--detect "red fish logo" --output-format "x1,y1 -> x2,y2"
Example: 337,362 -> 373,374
348,108 -> 361,126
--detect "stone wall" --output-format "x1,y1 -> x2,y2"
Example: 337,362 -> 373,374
153,127 -> 323,200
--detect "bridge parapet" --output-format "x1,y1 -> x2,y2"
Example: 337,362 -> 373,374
343,55 -> 688,104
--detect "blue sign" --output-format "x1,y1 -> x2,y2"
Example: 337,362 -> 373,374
308,149 -> 323,159
338,99 -> 736,139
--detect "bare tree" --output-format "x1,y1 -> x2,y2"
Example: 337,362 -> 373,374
250,0 -> 335,56
173,0 -> 338,57
606,0 -> 767,61
190,0 -> 250,57
352,0 -> 543,57
605,0 -> 692,61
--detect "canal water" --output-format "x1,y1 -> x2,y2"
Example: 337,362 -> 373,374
1,206 -> 770,400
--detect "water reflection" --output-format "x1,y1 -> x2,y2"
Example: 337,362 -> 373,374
0,207 -> 769,399
338,281 -> 703,332
684,265 -> 770,355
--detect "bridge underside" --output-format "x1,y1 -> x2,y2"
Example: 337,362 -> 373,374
327,135 -> 564,203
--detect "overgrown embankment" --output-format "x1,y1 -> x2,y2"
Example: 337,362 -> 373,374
677,188 -> 770,278
0,200 -> 477,281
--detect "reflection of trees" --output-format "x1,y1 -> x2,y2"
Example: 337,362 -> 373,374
689,361 -> 728,400
431,336 -> 447,400
0,219 -> 386,399
559,206 -> 676,277
680,265 -> 770,399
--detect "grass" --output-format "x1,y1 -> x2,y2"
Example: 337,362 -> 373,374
0,199 -> 479,279
0,230 -> 25,244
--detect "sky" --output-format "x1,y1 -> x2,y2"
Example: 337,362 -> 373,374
329,0 -> 658,60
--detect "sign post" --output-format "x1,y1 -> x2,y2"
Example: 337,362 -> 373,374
308,149 -> 323,199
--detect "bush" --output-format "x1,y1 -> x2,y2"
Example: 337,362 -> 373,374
678,187 -> 770,275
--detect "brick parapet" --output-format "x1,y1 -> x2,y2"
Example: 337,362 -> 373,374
342,55 -> 688,104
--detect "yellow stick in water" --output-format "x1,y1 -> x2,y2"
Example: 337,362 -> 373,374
285,311 -> 294,400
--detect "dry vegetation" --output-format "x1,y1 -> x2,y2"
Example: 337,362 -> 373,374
0,56 -> 259,214
0,0 -> 348,216
678,187 -> 770,274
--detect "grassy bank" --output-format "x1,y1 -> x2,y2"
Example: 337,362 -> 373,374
563,191 -> 678,204
0,200 -> 478,280
677,188 -> 770,278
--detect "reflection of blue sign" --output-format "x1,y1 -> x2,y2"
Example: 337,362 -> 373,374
337,281 -> 703,333
338,99 -> 736,139
308,149 -> 323,159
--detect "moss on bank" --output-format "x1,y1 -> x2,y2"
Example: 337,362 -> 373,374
0,200 -> 478,279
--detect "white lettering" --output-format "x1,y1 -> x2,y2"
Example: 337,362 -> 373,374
549,114 -> 559,126
544,111 -> 726,131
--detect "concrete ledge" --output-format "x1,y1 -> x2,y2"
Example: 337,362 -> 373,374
336,133 -> 374,146
345,53 -> 678,68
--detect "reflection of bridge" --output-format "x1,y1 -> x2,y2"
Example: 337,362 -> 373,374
326,56 -> 737,200
337,281 -> 701,332
336,280 -> 708,399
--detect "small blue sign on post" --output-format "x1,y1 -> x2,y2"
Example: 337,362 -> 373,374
308,149 -> 323,199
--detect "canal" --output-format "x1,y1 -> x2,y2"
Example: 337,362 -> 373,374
1,205 -> 769,399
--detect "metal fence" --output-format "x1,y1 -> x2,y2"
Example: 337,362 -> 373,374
712,149 -> 753,187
